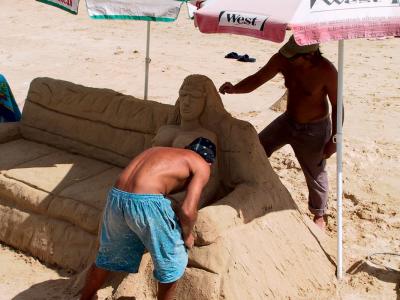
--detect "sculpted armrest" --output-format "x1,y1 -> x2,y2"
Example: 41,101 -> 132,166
0,122 -> 21,143
194,179 -> 296,246
194,183 -> 269,245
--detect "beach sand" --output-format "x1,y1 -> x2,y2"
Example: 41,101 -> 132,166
0,0 -> 399,299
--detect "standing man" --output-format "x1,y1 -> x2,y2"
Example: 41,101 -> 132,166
80,137 -> 216,300
219,35 -> 343,230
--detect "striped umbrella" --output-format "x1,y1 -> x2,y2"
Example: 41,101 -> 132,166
37,0 -> 190,100
194,0 -> 400,280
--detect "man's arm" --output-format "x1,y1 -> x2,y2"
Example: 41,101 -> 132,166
324,62 -> 344,159
219,53 -> 282,94
178,159 -> 210,248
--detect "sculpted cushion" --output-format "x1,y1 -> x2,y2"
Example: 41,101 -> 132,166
0,139 -> 120,269
0,78 -> 173,271
0,139 -> 56,171
5,151 -> 111,194
20,78 -> 172,167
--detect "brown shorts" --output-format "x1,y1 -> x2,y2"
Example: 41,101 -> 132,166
259,113 -> 332,216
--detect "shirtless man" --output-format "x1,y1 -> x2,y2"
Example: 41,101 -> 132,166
219,35 -> 343,230
80,137 -> 216,300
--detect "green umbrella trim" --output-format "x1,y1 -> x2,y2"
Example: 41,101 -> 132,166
89,15 -> 176,22
89,0 -> 188,22
37,0 -> 78,15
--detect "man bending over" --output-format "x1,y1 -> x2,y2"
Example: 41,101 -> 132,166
80,137 -> 216,300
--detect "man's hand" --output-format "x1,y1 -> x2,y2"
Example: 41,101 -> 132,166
177,206 -> 197,250
183,232 -> 195,249
323,138 -> 336,159
219,82 -> 236,94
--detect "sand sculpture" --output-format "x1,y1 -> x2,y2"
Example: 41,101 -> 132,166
0,75 -> 337,299
152,75 -> 220,208
70,75 -> 337,299
270,89 -> 288,113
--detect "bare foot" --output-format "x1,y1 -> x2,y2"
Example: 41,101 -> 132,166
313,216 -> 326,231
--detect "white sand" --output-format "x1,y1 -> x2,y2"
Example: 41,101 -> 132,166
1,0 -> 399,299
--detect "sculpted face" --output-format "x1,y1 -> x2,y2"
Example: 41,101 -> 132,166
179,85 -> 205,121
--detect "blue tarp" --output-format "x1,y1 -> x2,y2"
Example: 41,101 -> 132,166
0,74 -> 21,122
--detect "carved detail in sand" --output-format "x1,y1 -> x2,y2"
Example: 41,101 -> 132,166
0,76 -> 336,299
153,75 -> 227,208
270,89 -> 288,113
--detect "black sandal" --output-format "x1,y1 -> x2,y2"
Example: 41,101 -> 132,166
237,54 -> 256,62
224,52 -> 240,59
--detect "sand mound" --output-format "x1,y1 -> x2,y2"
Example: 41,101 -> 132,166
269,90 -> 288,113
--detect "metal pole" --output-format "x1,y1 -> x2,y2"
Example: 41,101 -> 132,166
336,39 -> 344,280
144,21 -> 151,100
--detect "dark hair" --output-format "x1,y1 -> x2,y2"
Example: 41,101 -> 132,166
185,137 -> 216,164
290,49 -> 323,64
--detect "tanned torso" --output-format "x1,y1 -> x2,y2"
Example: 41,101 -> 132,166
80,148 -> 210,300
280,55 -> 334,123
219,53 -> 338,125
115,147 -> 206,196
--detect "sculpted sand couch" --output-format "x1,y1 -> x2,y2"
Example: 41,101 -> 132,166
0,77 -> 336,299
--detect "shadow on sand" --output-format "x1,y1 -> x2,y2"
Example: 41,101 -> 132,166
12,271 -> 130,300
347,259 -> 400,300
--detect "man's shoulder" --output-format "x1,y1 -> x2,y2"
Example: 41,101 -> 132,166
150,146 -> 209,170
313,58 -> 337,84
270,52 -> 290,73
147,146 -> 186,158
183,151 -> 210,173
147,147 -> 196,170
271,52 -> 287,65
320,57 -> 337,73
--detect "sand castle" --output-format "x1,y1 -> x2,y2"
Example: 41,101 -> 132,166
0,75 -> 337,299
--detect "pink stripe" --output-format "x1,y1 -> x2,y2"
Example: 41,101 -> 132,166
195,13 -> 287,43
292,18 -> 400,45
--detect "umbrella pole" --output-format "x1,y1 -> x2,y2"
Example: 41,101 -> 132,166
336,40 -> 344,280
144,21 -> 151,100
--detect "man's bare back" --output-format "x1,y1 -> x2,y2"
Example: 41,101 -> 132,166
115,147 -> 207,196
114,145 -> 212,245
80,139 -> 216,300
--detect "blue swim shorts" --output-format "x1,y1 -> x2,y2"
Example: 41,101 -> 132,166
95,187 -> 188,283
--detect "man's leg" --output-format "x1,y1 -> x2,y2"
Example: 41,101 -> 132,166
258,113 -> 291,157
294,155 -> 328,229
158,281 -> 178,300
132,197 -> 187,300
81,189 -> 145,299
80,264 -> 110,300
304,163 -> 328,229
292,120 -> 331,229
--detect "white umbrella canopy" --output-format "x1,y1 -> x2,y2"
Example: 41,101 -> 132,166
194,0 -> 400,280
37,0 -> 189,100
195,0 -> 400,44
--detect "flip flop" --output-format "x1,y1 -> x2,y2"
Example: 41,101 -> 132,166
237,54 -> 256,63
224,52 -> 240,59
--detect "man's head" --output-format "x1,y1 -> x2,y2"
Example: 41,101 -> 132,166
279,35 -> 319,60
185,137 -> 216,164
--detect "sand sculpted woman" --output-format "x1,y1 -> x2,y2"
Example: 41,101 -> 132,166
153,75 -> 228,207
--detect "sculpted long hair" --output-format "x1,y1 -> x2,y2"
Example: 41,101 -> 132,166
168,74 -> 268,189
167,74 -> 231,128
